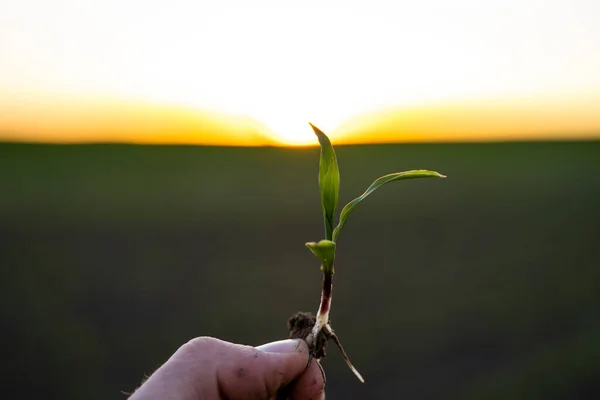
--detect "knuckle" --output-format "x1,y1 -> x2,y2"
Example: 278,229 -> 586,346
179,336 -> 220,354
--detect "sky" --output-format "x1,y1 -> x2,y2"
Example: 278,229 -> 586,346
1,0 -> 599,145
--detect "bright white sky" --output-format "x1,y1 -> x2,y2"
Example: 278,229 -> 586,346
1,0 -> 599,143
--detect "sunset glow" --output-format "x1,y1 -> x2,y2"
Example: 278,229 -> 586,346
1,0 -> 600,145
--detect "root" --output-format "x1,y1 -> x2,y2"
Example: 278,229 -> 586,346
287,311 -> 364,383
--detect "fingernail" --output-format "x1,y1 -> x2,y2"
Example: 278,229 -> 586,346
257,339 -> 304,354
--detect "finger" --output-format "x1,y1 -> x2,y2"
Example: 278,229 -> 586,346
217,339 -> 310,400
287,359 -> 326,400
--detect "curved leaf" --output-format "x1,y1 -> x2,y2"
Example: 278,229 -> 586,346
306,239 -> 336,274
332,170 -> 446,243
310,123 -> 340,241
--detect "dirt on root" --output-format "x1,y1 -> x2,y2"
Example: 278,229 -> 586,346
287,311 -> 330,359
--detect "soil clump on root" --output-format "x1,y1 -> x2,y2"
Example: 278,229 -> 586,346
287,311 -> 330,359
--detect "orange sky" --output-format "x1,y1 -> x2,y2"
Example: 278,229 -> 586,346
1,93 -> 598,146
338,95 -> 600,144
0,96 -> 274,146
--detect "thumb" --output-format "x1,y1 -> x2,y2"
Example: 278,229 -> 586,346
217,339 -> 310,399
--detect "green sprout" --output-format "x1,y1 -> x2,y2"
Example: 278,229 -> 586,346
295,123 -> 446,383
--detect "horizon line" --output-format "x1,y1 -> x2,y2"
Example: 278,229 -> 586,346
1,94 -> 600,146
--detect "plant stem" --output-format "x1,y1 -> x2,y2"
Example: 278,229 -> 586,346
306,271 -> 332,347
318,270 -> 332,317
305,270 -> 364,383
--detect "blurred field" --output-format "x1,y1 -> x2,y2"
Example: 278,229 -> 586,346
1,141 -> 599,399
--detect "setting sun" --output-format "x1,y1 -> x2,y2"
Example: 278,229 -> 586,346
1,0 -> 600,144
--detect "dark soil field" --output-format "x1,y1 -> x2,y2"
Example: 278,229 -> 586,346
1,141 -> 599,399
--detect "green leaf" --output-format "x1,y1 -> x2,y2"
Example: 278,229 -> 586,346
332,170 -> 446,243
305,239 -> 336,275
310,123 -> 340,241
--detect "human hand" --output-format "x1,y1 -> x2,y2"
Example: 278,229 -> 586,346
129,337 -> 325,400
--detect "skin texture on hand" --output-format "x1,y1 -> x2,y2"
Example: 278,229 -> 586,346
129,337 -> 325,400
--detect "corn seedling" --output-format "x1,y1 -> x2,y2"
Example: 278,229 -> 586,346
287,124 -> 446,383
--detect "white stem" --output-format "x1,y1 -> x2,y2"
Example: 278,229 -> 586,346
307,308 -> 329,347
